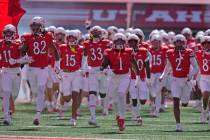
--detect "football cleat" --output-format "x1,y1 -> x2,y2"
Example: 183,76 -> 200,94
33,118 -> 40,126
200,110 -> 208,123
136,116 -> 143,126
69,118 -> 76,126
176,124 -> 183,132
88,119 -> 98,127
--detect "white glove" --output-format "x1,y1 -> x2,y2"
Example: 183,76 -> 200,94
135,76 -> 140,88
9,58 -> 17,65
22,56 -> 34,64
54,61 -> 60,74
146,78 -> 152,87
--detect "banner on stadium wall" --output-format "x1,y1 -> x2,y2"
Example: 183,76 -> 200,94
21,1 -> 210,29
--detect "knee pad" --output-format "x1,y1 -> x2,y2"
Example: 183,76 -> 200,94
99,93 -> 106,98
132,99 -> 138,107
89,91 -> 97,96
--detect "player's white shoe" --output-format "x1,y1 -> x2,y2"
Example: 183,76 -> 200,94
135,116 -> 143,126
88,118 -> 98,127
200,110 -> 208,123
69,118 -> 76,126
176,123 -> 183,132
153,110 -> 160,118
102,108 -> 109,116
3,116 -> 11,126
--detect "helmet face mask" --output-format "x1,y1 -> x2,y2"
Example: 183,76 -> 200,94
113,39 -> 126,50
174,40 -> 185,50
3,30 -> 15,42
90,29 -> 102,41
128,39 -> 138,48
30,23 -> 43,35
151,39 -> 161,49
3,24 -> 16,42
55,33 -> 65,43
67,35 -> 78,46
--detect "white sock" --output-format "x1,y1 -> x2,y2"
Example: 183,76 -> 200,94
132,106 -> 140,119
3,91 -> 11,119
117,93 -> 126,119
155,93 -> 161,112
36,86 -> 45,112
89,94 -> 96,121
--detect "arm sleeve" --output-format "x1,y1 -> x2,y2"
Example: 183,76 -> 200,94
188,57 -> 199,79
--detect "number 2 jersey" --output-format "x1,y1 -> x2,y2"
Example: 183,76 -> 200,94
166,48 -> 194,78
21,32 -> 53,68
83,39 -> 110,68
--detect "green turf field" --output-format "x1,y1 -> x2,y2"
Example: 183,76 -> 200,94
0,103 -> 210,140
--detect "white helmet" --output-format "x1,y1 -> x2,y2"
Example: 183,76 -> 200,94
149,29 -> 159,40
127,34 -> 140,43
90,26 -> 102,33
195,34 -> 204,43
168,31 -> 176,42
30,16 -> 45,34
113,33 -> 127,42
132,28 -> 145,40
107,26 -> 118,34
118,28 -> 125,34
30,16 -> 45,26
113,33 -> 127,49
66,30 -> 80,45
181,27 -> 192,35
48,26 -> 56,33
90,26 -> 102,40
201,35 -> 210,44
3,24 -> 16,42
173,34 -> 186,44
55,27 -> 66,35
74,29 -> 82,40
205,29 -> 210,36
161,32 -> 169,41
150,34 -> 162,42
101,28 -> 108,39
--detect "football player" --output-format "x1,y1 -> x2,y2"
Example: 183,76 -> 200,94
83,26 -> 110,126
196,36 -> 210,127
160,34 -> 199,131
149,34 -> 168,117
128,34 -> 151,125
100,33 -> 139,131
20,16 -> 59,125
0,24 -> 32,125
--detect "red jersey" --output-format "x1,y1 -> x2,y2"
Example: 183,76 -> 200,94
196,50 -> 210,75
130,47 -> 149,80
167,48 -> 194,78
150,46 -> 168,73
0,40 -> 22,68
59,44 -> 83,72
21,32 -> 53,68
104,48 -> 133,75
84,39 -> 110,67
48,41 -> 64,68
